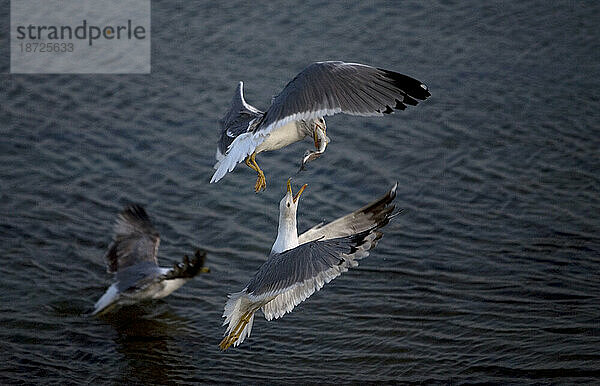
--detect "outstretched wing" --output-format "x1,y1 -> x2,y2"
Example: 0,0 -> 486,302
257,61 -> 430,137
299,183 -> 399,244
104,204 -> 160,273
246,228 -> 385,321
210,62 -> 430,183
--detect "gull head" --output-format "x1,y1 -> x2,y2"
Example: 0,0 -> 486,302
279,178 -> 307,219
272,179 -> 307,253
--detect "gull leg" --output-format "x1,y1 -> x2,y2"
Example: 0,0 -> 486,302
220,311 -> 253,350
244,155 -> 256,170
244,152 -> 266,192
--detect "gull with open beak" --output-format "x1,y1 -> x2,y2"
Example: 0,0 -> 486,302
219,180 -> 399,350
210,61 -> 430,192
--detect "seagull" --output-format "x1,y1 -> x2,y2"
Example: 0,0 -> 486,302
219,179 -> 399,350
210,61 -> 430,192
93,204 -> 209,315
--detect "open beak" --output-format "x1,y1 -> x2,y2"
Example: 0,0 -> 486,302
294,184 -> 307,203
287,178 -> 307,203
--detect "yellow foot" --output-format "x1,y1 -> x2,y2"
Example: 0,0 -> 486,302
245,152 -> 267,193
220,311 -> 252,350
254,171 -> 266,193
219,334 -> 236,351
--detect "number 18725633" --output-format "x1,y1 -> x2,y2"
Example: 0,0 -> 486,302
19,42 -> 74,53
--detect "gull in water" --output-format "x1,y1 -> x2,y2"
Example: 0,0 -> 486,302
210,61 -> 430,192
220,179 -> 399,350
93,204 -> 209,315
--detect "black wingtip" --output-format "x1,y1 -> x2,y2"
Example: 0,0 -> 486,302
378,68 -> 431,101
355,183 -> 399,230
347,229 -> 385,255
164,248 -> 209,280
346,185 -> 399,254
194,249 -> 208,269
383,105 -> 394,114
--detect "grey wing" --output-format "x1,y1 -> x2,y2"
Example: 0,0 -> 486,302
299,183 -> 399,244
217,81 -> 264,157
246,229 -> 384,321
104,204 -> 160,273
256,61 -> 431,134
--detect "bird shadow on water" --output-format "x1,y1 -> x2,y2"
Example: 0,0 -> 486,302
44,297 -> 195,383
99,302 -> 194,384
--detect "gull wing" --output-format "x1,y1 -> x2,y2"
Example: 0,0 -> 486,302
257,61 -> 430,136
246,228 -> 385,321
104,204 -> 160,273
211,82 -> 265,183
216,82 -> 264,159
299,183 -> 399,244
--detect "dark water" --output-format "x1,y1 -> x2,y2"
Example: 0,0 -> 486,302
1,1 -> 600,383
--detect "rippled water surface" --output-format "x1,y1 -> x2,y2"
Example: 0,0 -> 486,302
1,1 -> 600,384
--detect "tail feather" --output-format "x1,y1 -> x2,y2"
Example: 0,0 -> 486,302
210,132 -> 265,183
220,290 -> 256,350
92,283 -> 120,316
220,311 -> 255,350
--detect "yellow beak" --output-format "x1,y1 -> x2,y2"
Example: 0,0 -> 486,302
287,178 -> 307,203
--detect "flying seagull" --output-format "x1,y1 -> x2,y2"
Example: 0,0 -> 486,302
220,179 -> 399,350
93,204 -> 209,315
211,61 -> 430,192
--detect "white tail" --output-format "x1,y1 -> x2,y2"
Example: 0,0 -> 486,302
211,133 -> 257,183
220,290 -> 256,350
92,283 -> 120,315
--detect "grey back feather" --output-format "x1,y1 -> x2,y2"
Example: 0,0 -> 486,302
258,61 -> 430,133
104,204 -> 160,273
115,261 -> 164,292
218,81 -> 264,155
